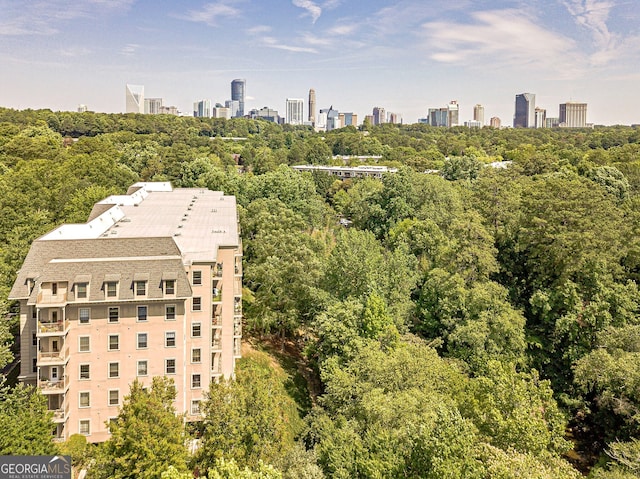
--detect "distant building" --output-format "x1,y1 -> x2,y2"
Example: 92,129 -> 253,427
77,104 -> 88,113
514,93 -> 535,128
125,84 -> 144,114
293,164 -> 397,179
213,105 -> 231,120
225,100 -> 240,118
473,104 -> 485,126
428,108 -> 449,127
535,107 -> 546,129
320,106 -> 340,131
308,89 -> 316,126
145,98 -> 163,115
447,101 -> 459,127
464,120 -> 482,128
250,106 -> 280,123
193,100 -> 211,118
387,113 -> 399,124
373,107 -> 386,126
343,112 -> 358,126
490,117 -> 502,128
231,79 -> 246,117
364,114 -> 374,126
546,117 -> 560,128
285,98 -> 305,125
159,106 -> 179,115
559,102 -> 588,127
10,182 -> 243,442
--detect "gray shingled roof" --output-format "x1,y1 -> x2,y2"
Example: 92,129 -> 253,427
9,237 -> 192,301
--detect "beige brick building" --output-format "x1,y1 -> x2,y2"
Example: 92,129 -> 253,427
9,183 -> 242,442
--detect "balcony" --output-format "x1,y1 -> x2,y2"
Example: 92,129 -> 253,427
38,321 -> 68,336
212,315 -> 222,327
51,408 -> 66,423
39,377 -> 68,394
212,338 -> 222,350
234,323 -> 242,337
38,350 -> 68,365
37,292 -> 67,305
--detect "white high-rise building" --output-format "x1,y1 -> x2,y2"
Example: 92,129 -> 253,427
286,98 -> 305,125
144,98 -> 163,115
125,84 -> 144,114
559,102 -> 588,128
447,101 -> 459,127
193,100 -> 212,118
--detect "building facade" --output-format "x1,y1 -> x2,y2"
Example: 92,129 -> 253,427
144,98 -> 163,115
535,107 -> 547,129
473,104 -> 485,126
514,93 -> 536,128
231,79 -> 246,117
10,183 -> 242,443
285,98 -> 304,125
125,84 -> 144,114
193,99 -> 212,118
559,102 -> 588,127
308,89 -> 316,126
372,107 -> 386,126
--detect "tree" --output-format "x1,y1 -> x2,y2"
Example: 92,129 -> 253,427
196,352 -> 302,471
0,380 -> 57,455
89,377 -> 189,479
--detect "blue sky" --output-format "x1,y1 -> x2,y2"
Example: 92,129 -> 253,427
0,0 -> 638,125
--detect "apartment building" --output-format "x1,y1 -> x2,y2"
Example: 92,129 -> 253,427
9,183 -> 242,442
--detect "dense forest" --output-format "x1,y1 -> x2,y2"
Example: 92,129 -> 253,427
1,107 -> 640,478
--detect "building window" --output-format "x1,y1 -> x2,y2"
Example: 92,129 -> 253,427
135,281 -> 147,296
137,306 -> 148,322
108,362 -> 119,378
51,283 -> 58,295
165,359 -> 176,374
192,297 -> 202,311
76,283 -> 87,299
137,360 -> 148,376
165,331 -> 176,347
79,364 -> 90,380
108,334 -> 119,351
79,391 -> 90,408
79,308 -> 90,324
165,280 -> 175,295
108,390 -> 119,406
192,374 -> 201,389
137,333 -> 148,349
79,419 -> 90,436
192,348 -> 201,363
165,305 -> 176,321
79,336 -> 90,352
191,400 -> 201,415
32,332 -> 37,346
32,358 -> 37,373
106,282 -> 117,297
191,323 -> 201,338
192,271 -> 202,285
108,307 -> 119,323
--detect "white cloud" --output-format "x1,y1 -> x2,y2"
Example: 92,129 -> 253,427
292,0 -> 322,23
180,2 -> 241,27
0,0 -> 134,35
58,46 -> 91,57
262,36 -> 318,53
422,9 -> 583,77
246,25 -> 272,35
120,43 -> 139,56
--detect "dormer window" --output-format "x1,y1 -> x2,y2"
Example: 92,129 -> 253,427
165,280 -> 175,295
106,282 -> 117,298
76,283 -> 88,299
51,283 -> 58,295
135,281 -> 147,297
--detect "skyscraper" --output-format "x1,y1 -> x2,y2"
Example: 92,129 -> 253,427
534,107 -> 546,128
231,79 -> 246,117
447,101 -> 459,127
559,102 -> 588,127
193,99 -> 211,118
308,89 -> 316,126
373,107 -> 386,126
125,84 -> 144,114
144,98 -> 163,115
473,104 -> 485,126
490,117 -> 502,128
285,98 -> 304,125
514,93 -> 536,128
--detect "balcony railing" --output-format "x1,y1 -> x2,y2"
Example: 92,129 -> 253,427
37,292 -> 67,304
38,321 -> 65,334
212,339 -> 222,350
212,315 -> 222,326
38,377 -> 67,393
52,408 -> 65,423
39,351 -> 65,363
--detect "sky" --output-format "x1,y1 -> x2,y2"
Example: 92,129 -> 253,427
0,0 -> 639,125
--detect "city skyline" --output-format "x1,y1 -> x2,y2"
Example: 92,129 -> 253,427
1,1 -> 639,125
